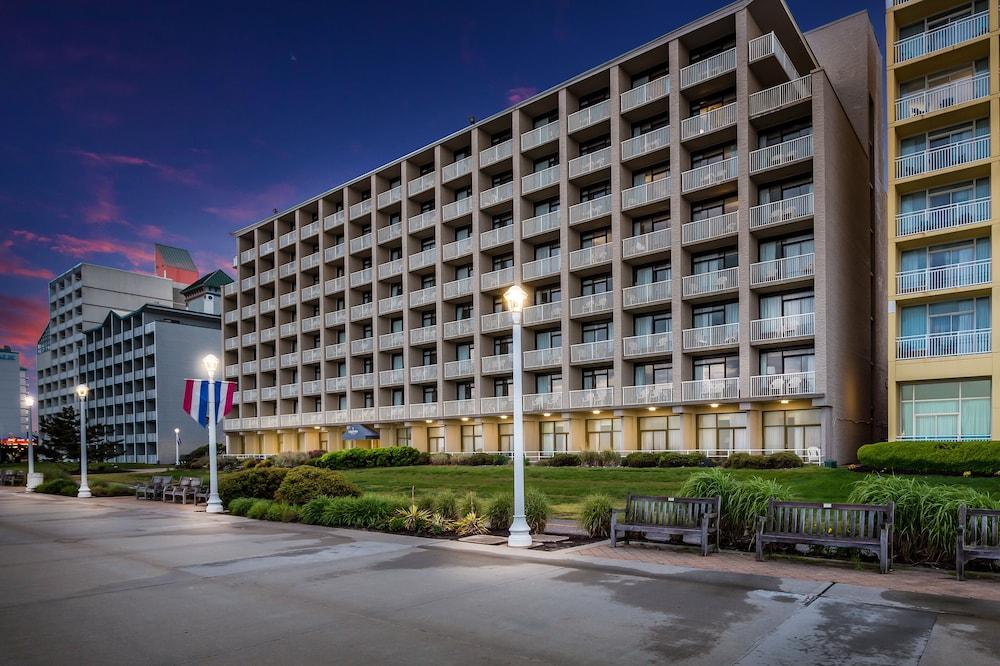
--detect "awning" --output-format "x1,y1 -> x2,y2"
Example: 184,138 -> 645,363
343,423 -> 380,440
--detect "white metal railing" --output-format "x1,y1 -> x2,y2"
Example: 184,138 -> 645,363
682,377 -> 740,402
409,403 -> 439,419
750,312 -> 815,343
681,103 -> 737,140
380,368 -> 405,385
351,338 -> 373,354
260,387 -> 278,401
481,266 -> 515,290
301,347 -> 322,363
622,177 -> 670,210
896,259 -> 991,294
569,244 -> 612,270
325,376 -> 347,392
444,318 -> 475,338
522,164 -> 560,193
301,284 -> 321,301
351,373 -> 374,390
569,291 -> 613,317
680,48 -> 736,89
241,303 -> 257,318
523,254 -> 561,281
410,325 -> 437,345
302,380 -> 323,395
327,410 -> 350,424
377,186 -> 401,209
323,211 -> 344,230
524,392 -> 567,412
279,230 -> 297,248
260,239 -> 277,255
480,225 -> 515,250
750,252 -> 815,287
442,197 -> 472,221
895,73 -> 990,121
683,266 -> 739,297
623,332 -> 672,357
897,329 -> 991,359
406,248 -> 435,272
623,383 -> 674,406
568,147 -> 612,179
379,331 -> 404,349
280,351 -> 299,367
681,157 -> 738,193
325,309 -> 346,327
750,192 -> 814,230
569,388 -> 616,409
349,267 -> 373,287
259,268 -> 277,284
481,353 -> 513,374
443,277 -> 474,299
748,32 -> 797,80
896,198 -> 990,237
443,399 -> 478,417
350,407 -> 376,422
523,347 -> 562,368
278,292 -> 296,308
377,222 -> 402,244
243,331 -> 260,345
570,194 -> 612,224
302,315 -> 321,332
750,371 -> 817,398
895,136 -> 990,179
349,199 -> 372,220
378,259 -> 403,280
443,236 -> 473,261
350,302 -> 373,321
481,310 -> 514,332
379,405 -> 407,421
749,75 -> 812,117
621,75 -> 671,112
894,12 -> 989,64
480,396 -> 513,415
278,261 -> 296,278
683,211 -> 738,245
480,181 -> 514,208
523,300 -> 562,325
568,99 -> 611,132
324,244 -> 345,262
443,156 -> 472,182
749,134 -> 813,174
444,358 -> 475,378
623,126 -> 672,167
409,209 -> 438,232
523,210 -> 561,238
260,356 -> 277,372
623,227 -> 671,258
683,322 -> 739,350
521,121 -> 560,150
622,279 -> 672,307
570,339 -> 614,363
480,139 -> 513,167
325,343 -> 346,359
408,172 -> 435,196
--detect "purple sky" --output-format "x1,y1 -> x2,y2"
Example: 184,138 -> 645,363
0,0 -> 885,378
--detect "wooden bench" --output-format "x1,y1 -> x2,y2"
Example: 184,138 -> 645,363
610,494 -> 722,556
756,499 -> 895,573
135,476 -> 169,500
957,506 -> 1000,581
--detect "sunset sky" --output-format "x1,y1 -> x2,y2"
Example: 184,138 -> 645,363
0,0 -> 884,385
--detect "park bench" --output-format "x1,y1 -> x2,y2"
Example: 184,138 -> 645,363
135,476 -> 169,500
610,494 -> 722,556
756,499 -> 895,574
957,506 -> 1000,581
176,477 -> 202,505
1,470 -> 25,486
193,480 -> 211,505
162,477 -> 191,503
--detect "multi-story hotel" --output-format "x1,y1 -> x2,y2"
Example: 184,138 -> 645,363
223,0 -> 886,463
887,0 -> 997,441
0,346 -> 28,438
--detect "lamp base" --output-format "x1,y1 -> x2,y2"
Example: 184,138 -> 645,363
78,487 -> 92,498
507,515 -> 533,548
25,473 -> 43,491
206,494 -> 224,513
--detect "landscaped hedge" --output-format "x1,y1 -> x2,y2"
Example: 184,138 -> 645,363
622,451 -> 710,468
34,478 -> 133,497
857,440 -> 1000,475
721,452 -> 803,469
219,467 -> 289,507
274,466 -> 361,505
315,446 -> 429,470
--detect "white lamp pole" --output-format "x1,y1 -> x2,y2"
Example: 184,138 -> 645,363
504,285 -> 531,548
76,384 -> 91,498
203,354 -> 223,513
24,395 -> 39,491
174,427 -> 180,467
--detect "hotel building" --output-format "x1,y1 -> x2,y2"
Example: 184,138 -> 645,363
223,0 -> 885,462
887,0 -> 998,441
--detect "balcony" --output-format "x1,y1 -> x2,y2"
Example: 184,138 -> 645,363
349,267 -> 373,287
442,156 -> 472,183
521,121 -> 559,151
410,325 -> 437,346
569,291 -> 613,317
622,177 -> 670,210
377,222 -> 402,245
570,339 -> 614,363
682,211 -> 738,246
242,331 -> 260,345
323,210 -> 345,230
324,243 -> 345,262
301,284 -> 321,302
480,181 -> 514,208
351,338 -> 374,355
683,267 -> 739,298
325,343 -> 346,359
409,403 -> 439,419
302,380 -> 323,396
750,193 -> 814,230
481,310 -> 514,332
682,377 -> 740,402
750,312 -> 815,344
278,229 -> 297,248
325,376 -> 348,392
523,347 -> 562,369
327,409 -> 350,424
569,244 -> 612,271
349,233 -> 373,254
680,48 -> 736,89
481,353 -> 513,374
897,259 -> 991,295
569,194 -> 612,225
349,199 -> 372,220
444,358 -> 475,378
523,301 -> 562,325
568,388 -> 615,409
522,164 -> 560,194
622,279 -> 672,308
523,255 -> 561,281
623,227 -> 671,259
278,261 -> 296,279
750,371 -> 816,398
524,391 -> 566,412
750,75 -> 812,118
480,139 -> 513,168
623,332 -> 672,358
378,259 -> 403,280
351,373 -> 374,390
895,73 -> 990,122
241,303 -> 257,319
893,11 -> 988,64
442,197 -> 472,222
681,157 -> 738,193
480,225 -> 515,250
750,253 -> 815,287
444,318 -> 475,338
621,126 -> 671,162
300,252 -> 321,270
443,399 -> 478,417
225,364 -> 238,378
278,292 -> 297,309
523,210 -> 561,238
260,356 -> 277,372
480,396 -> 513,415
350,407 -> 376,422
748,32 -> 798,81
350,302 -> 374,321
279,352 -> 299,368
242,360 -> 258,374
621,75 -> 670,112
408,173 -> 436,197
379,331 -> 404,349
895,137 -> 990,180
409,209 -> 438,233
896,198 -> 991,237
302,315 -> 321,332
443,236 -> 473,261
259,268 -> 277,284
302,347 -> 322,363
379,405 -> 407,421
409,247 -> 437,271
568,99 -> 611,132
680,103 -> 737,141
240,248 -> 255,264
682,322 -> 739,350
443,277 -> 474,299
623,383 -> 674,406
569,147 -> 612,179
481,266 -> 515,291
260,386 -> 279,401
325,309 -> 346,327
897,329 -> 991,359
380,368 -> 405,386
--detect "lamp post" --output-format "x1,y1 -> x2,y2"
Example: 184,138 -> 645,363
24,395 -> 40,491
76,384 -> 91,498
174,427 -> 180,467
202,354 -> 223,513
503,285 -> 531,547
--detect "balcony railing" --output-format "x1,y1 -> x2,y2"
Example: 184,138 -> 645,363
749,134 -> 813,174
896,198 -> 990,237
279,352 -> 299,368
568,99 -> 611,132
565,147 -> 610,180
682,266 -> 739,297
623,227 -> 671,258
380,368 -> 405,386
377,186 -> 402,209
410,364 -> 438,382
524,391 -> 567,412
378,259 -> 403,280
443,277 -> 474,299
683,211 -> 738,245
897,329 -> 991,359
523,164 -> 560,193
622,279 -> 672,307
410,325 -> 437,345
325,343 -> 346,359
680,48 -> 736,89
442,156 -> 472,183
524,300 -> 562,325
324,309 -> 346,327
482,353 -> 513,374
621,125 -> 670,162
523,347 -> 562,369
444,358 -> 475,378
325,376 -> 347,393
350,407 -> 376,421
895,136 -> 990,179
480,181 -> 514,208
481,310 -> 514,332
749,193 -> 814,230
349,267 -> 373,287
480,224 -> 514,250
323,211 -> 344,230
570,339 -> 614,363
523,254 -> 561,281
570,194 -> 612,224
750,312 -> 815,343
680,103 -> 737,140
379,331 -> 404,349
324,243 -> 345,262
409,209 -> 438,232
565,388 -> 614,410
897,259 -> 991,295
895,73 -> 990,121
682,377 -> 740,402
442,197 -> 472,222
750,252 -> 815,287
302,315 -> 321,332
750,371 -> 816,398
523,210 -> 561,238
279,229 -> 297,248
622,177 -> 670,210
521,121 -> 560,150
260,356 -> 277,372
480,396 -> 513,415
408,247 -> 437,271
748,32 -> 797,80
681,156 -> 738,193
442,236 -> 473,261
623,383 -> 674,406
444,318 -> 475,338
623,332 -> 672,357
409,403 -> 439,419
894,11 -> 989,64
351,338 -> 373,355
481,266 -> 515,291
749,75 -> 812,117
683,322 -> 739,350
480,139 -> 513,167
350,302 -> 373,321
408,172 -> 436,197
569,291 -> 613,317
569,243 -> 612,270
377,222 -> 402,245
379,405 -> 407,421
349,199 -> 372,220
441,399 -> 477,418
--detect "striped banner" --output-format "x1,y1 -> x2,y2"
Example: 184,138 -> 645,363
182,379 -> 236,428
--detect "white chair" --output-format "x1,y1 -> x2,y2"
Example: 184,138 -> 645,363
805,446 -> 822,465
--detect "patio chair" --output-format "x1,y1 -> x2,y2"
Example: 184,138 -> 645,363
179,477 -> 202,505
194,480 -> 211,505
162,477 -> 190,503
135,475 -> 164,499
805,447 -> 822,465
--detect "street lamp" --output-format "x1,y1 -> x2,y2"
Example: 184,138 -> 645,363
76,384 -> 91,498
202,354 -> 223,513
503,285 -> 531,548
23,395 -> 40,491
174,427 -> 181,467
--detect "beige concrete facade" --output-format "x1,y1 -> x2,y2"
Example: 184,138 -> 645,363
223,0 -> 885,463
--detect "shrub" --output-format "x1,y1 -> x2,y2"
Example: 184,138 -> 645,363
429,453 -> 452,465
485,493 -> 513,530
546,453 -> 581,467
457,491 -> 484,517
766,452 -> 804,469
317,446 -> 426,470
599,450 -> 621,468
35,478 -> 78,496
388,505 -> 433,532
579,450 -> 601,467
623,452 -> 659,468
228,497 -> 256,517
274,466 -> 361,505
90,480 -> 134,497
273,452 -> 312,468
681,469 -> 791,547
216,456 -> 242,472
264,502 -> 301,522
246,499 -> 274,520
658,452 -> 711,468
305,494 -> 411,530
431,490 -> 460,520
456,452 -> 508,466
579,494 -> 615,538
525,488 -> 551,533
428,513 -> 454,535
857,440 -> 1000,475
722,453 -> 768,469
454,512 -> 489,536
218,468 -> 288,507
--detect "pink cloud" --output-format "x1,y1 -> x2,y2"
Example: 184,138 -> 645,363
12,229 -> 153,270
71,150 -> 202,187
204,183 -> 298,224
81,177 -> 122,224
0,293 -> 50,353
0,240 -> 54,280
507,86 -> 538,104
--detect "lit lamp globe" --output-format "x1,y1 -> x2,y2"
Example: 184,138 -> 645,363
23,395 -> 41,490
202,354 -> 219,379
503,285 -> 528,316
75,384 -> 91,498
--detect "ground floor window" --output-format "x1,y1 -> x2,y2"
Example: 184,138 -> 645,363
498,422 -> 513,451
697,412 -> 747,453
587,418 -> 620,451
395,427 -> 411,447
539,420 -> 569,453
461,424 -> 483,452
428,426 -> 445,452
638,415 -> 682,451
763,409 -> 821,451
898,379 -> 990,440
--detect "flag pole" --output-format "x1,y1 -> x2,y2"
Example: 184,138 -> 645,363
203,355 -> 223,513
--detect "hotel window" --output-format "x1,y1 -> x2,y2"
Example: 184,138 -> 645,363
580,135 -> 611,154
692,248 -> 737,275
498,422 -> 514,451
581,182 -> 611,202
389,247 -> 402,261
697,412 -> 747,452
494,335 -> 513,355
898,2 -> 987,40
899,297 -> 990,338
634,312 -> 670,335
631,112 -> 670,138
390,353 -> 404,370
536,372 -> 563,393
420,237 -> 435,251
363,391 -> 374,408
391,389 -> 404,406
693,355 -> 739,380
362,323 -> 373,338
586,418 -> 620,451
760,290 -> 815,320
461,424 -> 483,452
492,212 -> 513,229
455,224 -> 472,241
389,282 -> 403,296
899,179 -> 989,235
692,301 -> 738,328
759,177 -> 812,205
634,261 -> 671,285
760,347 -> 815,376
581,274 -> 612,295
456,303 -> 473,320
691,143 -> 737,169
490,130 -> 511,145
582,367 -> 613,389
455,187 -> 471,202
632,162 -> 669,187
632,212 -> 671,235
454,147 -> 470,161
692,196 -> 738,221
422,386 -> 437,403
578,88 -> 609,109
456,264 -> 473,280
493,254 -> 514,271
533,110 -> 558,128
494,377 -> 512,397
456,381 -> 475,400
491,172 -> 513,187
539,420 -> 570,453
534,241 -> 560,259
421,311 -> 436,327
690,89 -> 736,117
898,379 -> 990,440
758,120 -> 812,148
900,238 -> 989,292
421,275 -> 435,288
534,198 -> 560,215
759,232 -> 814,262
422,349 -> 437,365
534,285 -> 561,304
764,409 -> 821,451
421,200 -> 435,212
634,362 -> 671,386
631,63 -> 668,87
492,296 -> 505,313
581,228 -> 611,248
582,321 -> 612,343
395,427 -> 411,447
361,358 -> 373,373
638,415 -> 682,451
534,154 -> 558,171
456,343 -> 474,361
535,329 -> 561,349
428,426 -> 445,452
390,318 -> 403,333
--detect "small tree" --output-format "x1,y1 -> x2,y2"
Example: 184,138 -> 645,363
39,406 -> 122,464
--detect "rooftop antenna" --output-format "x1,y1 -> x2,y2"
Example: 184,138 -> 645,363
468,116 -> 476,125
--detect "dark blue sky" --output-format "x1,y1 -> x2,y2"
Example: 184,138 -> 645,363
0,0 -> 884,370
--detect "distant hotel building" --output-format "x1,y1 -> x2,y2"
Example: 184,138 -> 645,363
0,346 -> 28,438
223,0 -> 886,462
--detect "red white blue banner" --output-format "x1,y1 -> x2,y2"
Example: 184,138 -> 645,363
183,379 -> 236,428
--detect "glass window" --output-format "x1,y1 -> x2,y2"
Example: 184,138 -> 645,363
586,417 -> 620,451
763,409 -> 822,452
898,379 -> 990,440
536,372 -> 563,393
498,422 -> 514,452
428,426 -> 445,452
697,412 -> 747,453
539,420 -> 570,453
461,424 -> 483,452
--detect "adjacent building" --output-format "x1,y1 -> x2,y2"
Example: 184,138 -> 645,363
886,0 -> 997,441
223,0 -> 886,462
0,346 -> 28,438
